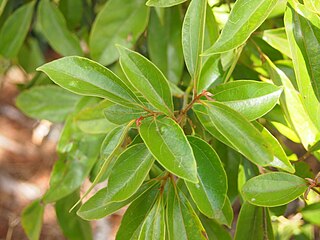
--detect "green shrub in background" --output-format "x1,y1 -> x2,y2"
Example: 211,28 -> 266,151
0,0 -> 319,239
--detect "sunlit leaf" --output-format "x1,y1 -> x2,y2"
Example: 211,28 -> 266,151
242,172 -> 308,207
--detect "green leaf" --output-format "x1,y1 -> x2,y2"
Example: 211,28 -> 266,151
75,100 -> 117,134
118,46 -> 174,116
16,85 -> 81,123
0,1 -> 34,58
21,199 -> 44,240
200,215 -> 232,240
55,191 -> 92,240
139,116 -> 198,183
37,0 -> 83,56
116,185 -> 159,240
0,0 -> 8,17
37,56 -> 141,107
18,37 -> 45,73
90,125 -> 128,182
210,196 -> 234,227
204,6 -> 220,50
210,80 -> 283,121
197,56 -> 224,94
193,102 -> 274,167
138,196 -> 166,240
215,142 -> 241,203
146,0 -> 186,7
301,202 -> 320,226
309,140 -> 320,153
148,7 -> 183,84
264,57 -> 320,149
203,0 -> 278,55
43,135 -> 103,203
77,181 -> 159,220
59,0 -> 83,30
234,202 -> 274,240
104,103 -> 147,125
57,117 -> 77,154
182,0 -> 207,79
285,1 -> 320,124
304,0 -> 320,14
71,122 -> 133,212
107,143 -> 154,202
253,122 -> 295,173
90,0 -> 149,65
185,136 -> 227,219
166,183 -> 207,239
242,172 -> 308,207
260,28 -> 291,58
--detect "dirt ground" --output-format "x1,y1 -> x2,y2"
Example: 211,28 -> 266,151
0,68 -> 121,240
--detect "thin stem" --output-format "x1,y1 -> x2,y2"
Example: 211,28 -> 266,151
176,90 -> 213,124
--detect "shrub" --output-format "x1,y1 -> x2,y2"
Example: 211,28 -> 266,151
0,0 -> 319,239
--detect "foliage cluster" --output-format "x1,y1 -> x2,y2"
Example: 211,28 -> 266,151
0,0 -> 320,239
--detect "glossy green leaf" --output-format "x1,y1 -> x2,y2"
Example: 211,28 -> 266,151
200,215 -> 232,240
146,0 -> 186,7
90,125 -> 128,182
21,199 -> 44,240
309,140 -> 320,152
118,46 -> 174,116
107,143 -> 154,202
59,0 -> 83,30
265,57 -> 319,149
138,197 -> 166,240
304,0 -> 320,13
285,1 -> 320,124
204,6 -> 220,50
234,202 -> 274,240
148,7 -> 183,84
185,136 -> 227,219
301,202 -> 320,226
182,0 -> 207,79
215,143 -> 241,203
210,80 -> 283,121
216,197 -> 234,227
253,122 -> 295,173
116,186 -> 159,240
193,102 -> 274,167
197,56 -> 224,94
166,183 -> 207,239
43,135 -> 103,203
90,0 -> 149,65
75,100 -> 116,134
78,181 -> 159,220
55,191 -> 92,240
242,172 -> 308,207
104,103 -> 147,125
203,0 -> 278,55
71,123 -> 132,212
37,56 -> 141,107
16,85 -> 80,123
139,117 -> 198,183
260,28 -> 291,58
18,37 -> 45,73
0,1 -> 34,58
37,0 -> 83,56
